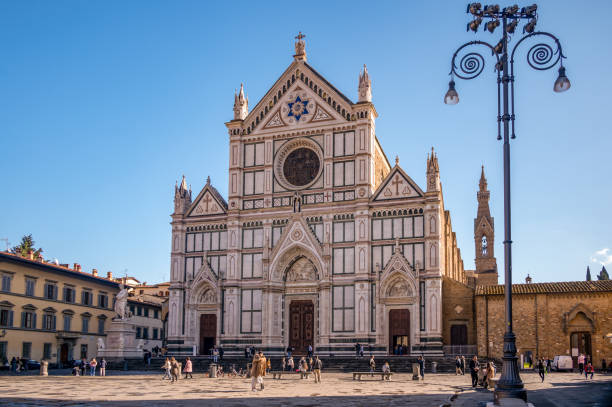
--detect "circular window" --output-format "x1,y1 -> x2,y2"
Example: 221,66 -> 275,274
283,148 -> 320,187
274,138 -> 323,190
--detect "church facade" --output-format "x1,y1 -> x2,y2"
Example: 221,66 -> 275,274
166,35 -> 470,356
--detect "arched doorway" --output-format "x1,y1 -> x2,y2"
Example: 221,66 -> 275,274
389,309 -> 410,355
199,314 -> 216,355
289,300 -> 314,354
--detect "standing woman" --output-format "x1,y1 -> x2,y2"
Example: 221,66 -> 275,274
281,356 -> 286,371
170,357 -> 180,383
99,358 -> 107,377
162,357 -> 171,380
184,357 -> 193,379
89,358 -> 97,376
287,356 -> 295,372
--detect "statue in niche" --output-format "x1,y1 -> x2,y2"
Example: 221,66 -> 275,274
388,281 -> 408,297
200,289 -> 216,304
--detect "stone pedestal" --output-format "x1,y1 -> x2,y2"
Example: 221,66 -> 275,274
97,318 -> 143,359
39,360 -> 48,376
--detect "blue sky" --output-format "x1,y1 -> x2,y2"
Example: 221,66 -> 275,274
1,0 -> 610,284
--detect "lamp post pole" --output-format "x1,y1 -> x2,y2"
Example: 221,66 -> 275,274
444,3 -> 570,404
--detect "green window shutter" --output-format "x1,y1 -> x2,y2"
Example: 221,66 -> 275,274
8,310 -> 13,327
21,312 -> 25,328
32,313 -> 37,329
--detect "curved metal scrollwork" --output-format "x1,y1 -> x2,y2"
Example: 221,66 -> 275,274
450,41 -> 499,80
511,31 -> 565,71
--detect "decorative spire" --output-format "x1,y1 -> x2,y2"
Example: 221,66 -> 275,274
233,83 -> 248,120
426,147 -> 440,192
206,176 -> 211,185
174,174 -> 192,214
358,64 -> 372,103
477,166 -> 491,218
586,266 -> 592,281
479,165 -> 487,192
395,155 -> 399,166
180,175 -> 187,192
294,32 -> 307,61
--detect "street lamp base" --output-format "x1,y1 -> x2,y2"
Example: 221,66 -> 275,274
494,387 -> 527,404
494,331 -> 526,404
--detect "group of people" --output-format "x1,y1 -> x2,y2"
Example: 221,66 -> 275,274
70,357 -> 107,376
161,356 -> 184,382
7,357 -> 32,373
467,355 -> 496,388
577,354 -> 596,380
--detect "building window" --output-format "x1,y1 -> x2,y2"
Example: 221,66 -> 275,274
419,281 -> 426,331
241,253 -> 263,278
63,287 -> 75,303
333,221 -> 355,243
82,316 -> 90,333
333,131 -> 355,157
142,327 -> 149,339
44,283 -> 57,300
371,215 -> 424,240
0,341 -> 7,360
63,315 -> 72,331
42,313 -> 56,330
333,161 -> 355,186
400,243 -> 425,270
98,294 -> 108,309
80,344 -> 87,359
332,285 -> 354,332
241,289 -> 262,333
243,170 -> 264,195
186,230 -> 228,252
1,274 -> 11,292
271,226 -> 284,247
242,228 -> 263,249
136,327 -> 142,338
98,318 -> 105,334
371,284 -> 376,332
43,343 -> 52,360
25,278 -> 36,297
153,328 -> 158,339
185,256 -> 203,280
481,235 -> 488,256
0,308 -> 14,327
332,247 -> 355,274
137,306 -> 142,316
129,304 -> 135,315
154,310 -> 159,319
243,142 -> 264,167
144,308 -> 149,318
207,255 -> 227,278
21,311 -> 36,329
82,290 -> 92,306
22,342 -> 32,359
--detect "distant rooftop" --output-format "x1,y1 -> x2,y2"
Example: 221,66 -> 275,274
476,280 -> 612,295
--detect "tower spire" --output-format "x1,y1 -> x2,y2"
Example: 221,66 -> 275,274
233,83 -> 248,120
477,166 -> 491,218
474,166 -> 497,285
426,147 -> 440,192
358,64 -> 372,102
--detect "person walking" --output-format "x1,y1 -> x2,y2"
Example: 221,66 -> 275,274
369,355 -> 376,376
469,356 -> 480,388
99,358 -> 106,377
183,357 -> 193,379
382,361 -> 391,381
355,343 -> 360,357
537,358 -> 545,382
418,356 -> 425,380
89,358 -> 97,376
287,356 -> 295,372
578,353 -> 585,374
170,357 -> 180,383
266,357 -> 271,374
281,357 -> 286,371
80,358 -> 87,376
455,356 -> 462,375
601,358 -> 607,373
308,356 -> 313,372
585,361 -> 594,380
162,357 -> 171,380
359,344 -> 364,358
299,357 -> 308,379
313,356 -> 323,383
286,346 -> 292,359
461,356 -> 466,375
219,347 -> 224,361
250,352 -> 265,391
485,361 -> 496,388
307,344 -> 313,359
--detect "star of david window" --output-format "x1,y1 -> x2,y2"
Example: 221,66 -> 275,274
283,147 -> 320,187
287,96 -> 309,121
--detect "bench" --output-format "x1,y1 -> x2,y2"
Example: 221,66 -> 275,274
352,371 -> 393,381
271,370 -> 311,380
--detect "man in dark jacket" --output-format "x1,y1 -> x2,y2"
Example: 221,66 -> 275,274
469,356 -> 480,387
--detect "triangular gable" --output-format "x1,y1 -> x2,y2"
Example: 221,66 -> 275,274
189,261 -> 218,304
270,215 -> 324,261
379,246 -> 418,297
245,60 -> 353,133
187,181 -> 227,217
372,165 -> 424,202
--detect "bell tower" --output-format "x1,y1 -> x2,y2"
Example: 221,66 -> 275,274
474,166 -> 498,285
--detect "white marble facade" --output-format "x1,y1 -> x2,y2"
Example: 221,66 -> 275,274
167,37 -> 449,356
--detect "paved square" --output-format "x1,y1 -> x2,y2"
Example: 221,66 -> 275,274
0,371 -> 610,406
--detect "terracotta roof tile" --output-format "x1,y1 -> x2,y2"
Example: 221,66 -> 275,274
476,280 -> 612,295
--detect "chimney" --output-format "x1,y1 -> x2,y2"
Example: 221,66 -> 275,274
525,274 -> 532,284
37,253 -> 44,262
27,249 -> 34,260
107,271 -> 113,280
92,268 -> 98,277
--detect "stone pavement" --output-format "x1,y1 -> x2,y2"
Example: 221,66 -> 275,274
0,371 -> 610,406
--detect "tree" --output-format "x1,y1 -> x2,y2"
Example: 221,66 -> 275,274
586,266 -> 592,281
11,234 -> 43,258
597,266 -> 609,281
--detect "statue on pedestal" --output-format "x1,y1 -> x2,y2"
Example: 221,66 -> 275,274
114,284 -> 129,319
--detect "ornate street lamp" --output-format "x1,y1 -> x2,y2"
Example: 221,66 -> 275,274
445,3 -> 569,404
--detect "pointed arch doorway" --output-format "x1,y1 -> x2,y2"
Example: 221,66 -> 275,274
389,309 -> 410,355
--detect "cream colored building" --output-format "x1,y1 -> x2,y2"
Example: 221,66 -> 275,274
0,251 -> 119,366
167,36 -> 469,356
127,294 -> 164,350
